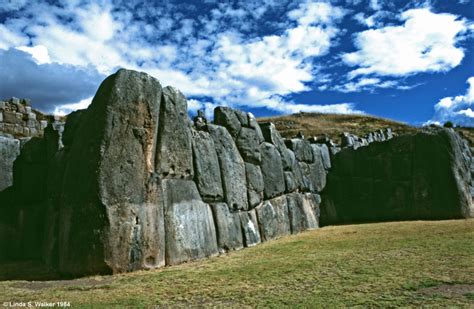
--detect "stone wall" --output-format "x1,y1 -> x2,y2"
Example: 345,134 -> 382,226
321,128 -> 473,225
0,69 -> 472,278
0,98 -> 48,137
0,69 -> 327,277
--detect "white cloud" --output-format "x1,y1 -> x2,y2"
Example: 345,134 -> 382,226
343,8 -> 470,78
54,97 -> 93,116
0,0 -> 361,116
429,77 -> 474,126
16,45 -> 51,64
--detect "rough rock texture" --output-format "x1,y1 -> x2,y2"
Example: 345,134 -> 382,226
156,86 -> 193,179
192,130 -> 223,202
287,193 -> 319,233
256,196 -> 291,241
239,209 -> 261,247
260,142 -> 286,199
2,68 -> 471,279
57,69 -> 166,275
211,203 -> 243,252
208,124 -> 248,210
163,179 -> 218,265
322,127 -> 473,225
0,136 -> 20,191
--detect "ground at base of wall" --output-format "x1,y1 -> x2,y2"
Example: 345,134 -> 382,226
0,219 -> 472,307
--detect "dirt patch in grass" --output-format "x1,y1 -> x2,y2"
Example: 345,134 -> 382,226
418,283 -> 474,299
11,277 -> 114,291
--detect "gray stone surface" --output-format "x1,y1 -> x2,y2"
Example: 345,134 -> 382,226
59,69 -> 165,275
245,162 -> 264,208
260,142 -> 285,199
255,196 -> 291,241
239,209 -> 261,247
236,127 -> 262,164
211,203 -> 243,252
259,123 -> 292,169
214,106 -> 242,138
192,130 -> 224,202
156,86 -> 193,179
287,193 -> 318,233
0,136 -> 20,191
286,139 -> 313,163
163,180 -> 218,265
208,124 -> 248,210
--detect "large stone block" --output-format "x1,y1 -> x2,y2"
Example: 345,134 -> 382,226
286,139 -> 313,163
236,127 -> 261,164
192,130 -> 224,202
287,193 -> 318,233
211,203 -> 243,252
208,124 -> 248,210
163,179 -> 219,265
255,196 -> 291,241
156,86 -> 193,179
259,123 -> 292,169
245,162 -> 264,208
59,69 -> 164,276
260,142 -> 285,199
0,136 -> 20,191
239,209 -> 261,247
214,106 -> 242,138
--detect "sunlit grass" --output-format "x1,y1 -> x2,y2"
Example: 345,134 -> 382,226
1,219 -> 472,307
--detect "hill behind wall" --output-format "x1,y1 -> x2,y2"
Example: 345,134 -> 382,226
0,68 -> 472,279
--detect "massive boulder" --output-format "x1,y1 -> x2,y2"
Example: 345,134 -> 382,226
192,130 -> 224,202
322,127 -> 473,225
156,86 -> 193,179
208,124 -> 248,210
58,69 -> 165,275
0,135 -> 20,191
163,180 -> 218,265
260,142 -> 285,199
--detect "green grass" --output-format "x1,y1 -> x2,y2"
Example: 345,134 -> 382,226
0,219 -> 472,307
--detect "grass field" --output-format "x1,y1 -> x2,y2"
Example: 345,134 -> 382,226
0,220 -> 472,308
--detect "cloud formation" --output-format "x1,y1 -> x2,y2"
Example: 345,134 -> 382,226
342,8 -> 469,78
0,0 -> 359,116
0,49 -> 104,113
429,77 -> 474,126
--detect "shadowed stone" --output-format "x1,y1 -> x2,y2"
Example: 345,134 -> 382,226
239,209 -> 261,247
260,142 -> 285,199
192,130 -> 223,202
255,196 -> 291,241
208,124 -> 248,210
163,179 -> 219,265
211,203 -> 243,252
156,86 -> 193,179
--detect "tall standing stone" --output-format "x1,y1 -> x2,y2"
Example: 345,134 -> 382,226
260,142 -> 285,199
156,86 -> 193,179
163,179 -> 219,265
59,69 -> 165,276
208,124 -> 248,210
192,130 -> 224,202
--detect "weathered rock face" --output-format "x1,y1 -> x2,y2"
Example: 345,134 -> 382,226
192,130 -> 223,202
208,124 -> 248,211
1,68 -> 471,279
0,136 -> 20,191
163,180 -> 218,265
156,86 -> 193,179
321,127 -> 473,225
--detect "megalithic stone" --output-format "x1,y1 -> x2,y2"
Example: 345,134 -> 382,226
156,86 -> 194,179
59,69 -> 165,276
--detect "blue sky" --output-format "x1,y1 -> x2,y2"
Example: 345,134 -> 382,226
0,0 -> 473,126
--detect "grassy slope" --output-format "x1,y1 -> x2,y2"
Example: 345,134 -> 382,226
1,220 -> 472,307
258,112 -> 474,146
